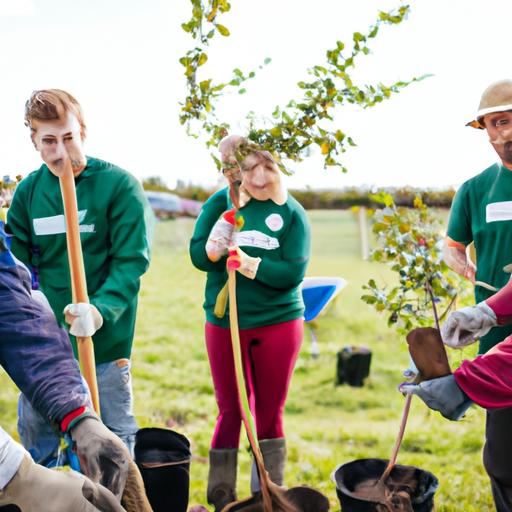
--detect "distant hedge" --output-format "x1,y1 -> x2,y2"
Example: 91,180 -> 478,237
289,186 -> 456,209
142,177 -> 456,210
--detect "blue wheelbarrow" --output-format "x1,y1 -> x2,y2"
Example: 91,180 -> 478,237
301,276 -> 347,357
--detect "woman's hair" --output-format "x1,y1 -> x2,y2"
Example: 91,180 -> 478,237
24,89 -> 87,140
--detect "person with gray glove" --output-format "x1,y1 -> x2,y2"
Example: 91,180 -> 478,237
440,78 -> 512,512
399,375 -> 473,421
441,301 -> 497,348
0,426 -> 125,511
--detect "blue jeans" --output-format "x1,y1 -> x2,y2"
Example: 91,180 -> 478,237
18,358 -> 138,467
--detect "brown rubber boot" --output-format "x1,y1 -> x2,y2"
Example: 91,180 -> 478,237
207,448 -> 238,512
406,327 -> 451,382
250,438 -> 286,493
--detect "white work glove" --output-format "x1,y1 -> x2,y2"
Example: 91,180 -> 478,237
399,374 -> 473,421
0,454 -> 125,511
64,303 -> 103,337
206,209 -> 236,262
441,302 -> 497,348
227,247 -> 261,280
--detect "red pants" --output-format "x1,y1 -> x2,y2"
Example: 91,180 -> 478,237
205,319 -> 303,449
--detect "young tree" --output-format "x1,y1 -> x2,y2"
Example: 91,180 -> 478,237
361,193 -> 471,334
179,1 -> 428,173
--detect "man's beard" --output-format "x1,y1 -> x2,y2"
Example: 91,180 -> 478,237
503,141 -> 512,164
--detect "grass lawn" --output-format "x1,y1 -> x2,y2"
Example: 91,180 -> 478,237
0,209 -> 492,511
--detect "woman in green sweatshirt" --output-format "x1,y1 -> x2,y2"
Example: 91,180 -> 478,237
190,135 -> 311,511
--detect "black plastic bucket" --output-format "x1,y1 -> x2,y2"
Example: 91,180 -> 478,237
336,346 -> 372,387
224,486 -> 330,511
333,458 -> 438,512
134,427 -> 191,512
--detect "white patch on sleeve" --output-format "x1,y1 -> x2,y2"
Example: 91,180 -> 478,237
33,210 -> 94,235
265,213 -> 284,231
232,230 -> 280,250
486,202 -> 512,223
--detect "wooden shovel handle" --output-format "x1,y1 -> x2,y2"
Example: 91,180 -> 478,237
59,161 -> 100,414
378,393 -> 412,485
228,269 -> 273,512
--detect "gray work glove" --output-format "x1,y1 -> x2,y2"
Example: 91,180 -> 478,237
441,302 -> 497,348
399,374 -> 473,421
69,416 -> 130,500
0,454 -> 126,511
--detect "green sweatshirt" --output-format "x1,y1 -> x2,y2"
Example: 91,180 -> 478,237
447,162 -> 512,353
6,157 -> 154,363
190,187 -> 310,329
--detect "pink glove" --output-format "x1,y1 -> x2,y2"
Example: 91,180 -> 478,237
227,247 -> 261,280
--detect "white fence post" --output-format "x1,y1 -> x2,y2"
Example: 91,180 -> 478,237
358,206 -> 369,260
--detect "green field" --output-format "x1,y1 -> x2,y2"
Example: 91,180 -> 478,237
0,210 -> 492,511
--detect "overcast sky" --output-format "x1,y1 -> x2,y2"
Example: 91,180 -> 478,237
0,0 -> 509,190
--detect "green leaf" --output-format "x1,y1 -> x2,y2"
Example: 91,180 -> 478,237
199,79 -> 211,93
334,129 -> 345,142
197,53 -> 208,66
216,24 -> 230,36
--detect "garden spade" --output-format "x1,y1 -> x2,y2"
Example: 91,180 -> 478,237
224,263 -> 298,512
363,393 -> 413,507
365,326 -> 451,507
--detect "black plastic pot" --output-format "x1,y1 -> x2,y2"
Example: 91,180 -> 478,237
134,427 -> 191,512
336,346 -> 372,387
333,458 -> 438,512
225,486 -> 330,511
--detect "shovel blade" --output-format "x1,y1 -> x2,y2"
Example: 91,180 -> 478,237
406,327 -> 451,382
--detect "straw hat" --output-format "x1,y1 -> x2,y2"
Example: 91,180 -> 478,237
467,79 -> 512,129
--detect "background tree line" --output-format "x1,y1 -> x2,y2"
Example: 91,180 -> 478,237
142,176 -> 456,209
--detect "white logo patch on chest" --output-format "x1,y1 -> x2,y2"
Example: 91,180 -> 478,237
265,213 -> 284,231
232,230 -> 280,250
486,201 -> 512,223
33,210 -> 94,235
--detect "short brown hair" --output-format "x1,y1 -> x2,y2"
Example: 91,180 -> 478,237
25,89 -> 87,140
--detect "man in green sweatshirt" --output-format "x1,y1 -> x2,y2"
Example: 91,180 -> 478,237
6,89 -> 154,464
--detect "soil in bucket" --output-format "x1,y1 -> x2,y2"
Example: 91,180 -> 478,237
333,458 -> 438,512
134,427 -> 191,512
222,485 -> 330,511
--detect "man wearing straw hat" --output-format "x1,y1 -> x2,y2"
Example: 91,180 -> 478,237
409,79 -> 512,511
443,79 -> 512,354
6,89 -> 154,466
